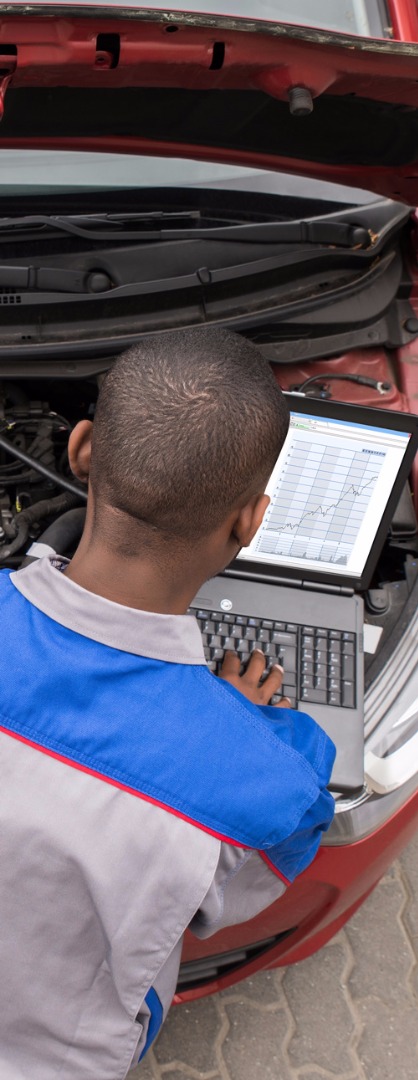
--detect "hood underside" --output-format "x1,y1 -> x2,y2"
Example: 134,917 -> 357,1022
2,6 -> 418,202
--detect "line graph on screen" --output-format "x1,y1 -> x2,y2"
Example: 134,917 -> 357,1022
256,437 -> 384,565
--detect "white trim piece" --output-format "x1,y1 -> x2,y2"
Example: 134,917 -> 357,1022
365,730 -> 418,794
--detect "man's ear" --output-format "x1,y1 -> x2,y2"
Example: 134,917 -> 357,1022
232,492 -> 270,549
68,420 -> 93,484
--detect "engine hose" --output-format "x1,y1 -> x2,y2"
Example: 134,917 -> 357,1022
0,492 -> 85,561
21,507 -> 86,567
0,432 -> 87,501
1,516 -> 30,558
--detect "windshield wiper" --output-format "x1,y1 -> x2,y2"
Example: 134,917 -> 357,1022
0,264 -> 111,294
0,210 -> 201,242
0,212 -> 371,248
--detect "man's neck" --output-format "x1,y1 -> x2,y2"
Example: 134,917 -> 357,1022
64,542 -> 205,615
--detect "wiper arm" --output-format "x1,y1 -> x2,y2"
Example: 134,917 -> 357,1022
0,264 -> 111,294
0,211 -> 201,242
108,215 -> 370,247
0,212 -> 371,248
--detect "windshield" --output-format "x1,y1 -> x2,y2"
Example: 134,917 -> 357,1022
0,152 -> 379,202
11,0 -> 391,38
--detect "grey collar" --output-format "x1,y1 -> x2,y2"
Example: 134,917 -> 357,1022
10,556 -> 206,665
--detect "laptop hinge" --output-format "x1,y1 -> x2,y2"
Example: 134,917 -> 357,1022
303,580 -> 355,596
223,569 -> 355,594
223,569 -> 303,587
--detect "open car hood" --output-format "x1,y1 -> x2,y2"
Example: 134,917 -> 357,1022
2,4 -> 418,203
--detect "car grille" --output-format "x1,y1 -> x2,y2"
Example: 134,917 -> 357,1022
176,928 -> 296,991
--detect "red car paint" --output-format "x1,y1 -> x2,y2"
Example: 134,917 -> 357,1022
2,10 -> 418,201
388,0 -> 418,42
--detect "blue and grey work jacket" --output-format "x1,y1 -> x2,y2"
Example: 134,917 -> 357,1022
0,556 -> 335,1079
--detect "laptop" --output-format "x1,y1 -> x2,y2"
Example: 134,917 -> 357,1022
190,396 -> 418,793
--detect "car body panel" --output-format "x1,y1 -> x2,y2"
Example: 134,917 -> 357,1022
1,0 -> 418,1000
2,6 -> 418,201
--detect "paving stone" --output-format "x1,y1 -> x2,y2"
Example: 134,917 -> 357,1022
283,940 -> 355,1074
399,831 -> 418,952
153,998 -> 220,1073
409,963 -> 418,1003
345,874 -> 413,1005
130,1055 -> 157,1079
221,1001 -> 293,1080
159,1074 -> 221,1080
357,996 -> 418,1080
219,970 -> 284,1007
298,1075 -> 360,1080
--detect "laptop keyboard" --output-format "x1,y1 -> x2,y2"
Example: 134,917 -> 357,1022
190,608 -> 356,710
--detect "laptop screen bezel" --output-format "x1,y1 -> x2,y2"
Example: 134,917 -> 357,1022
228,395 -> 418,593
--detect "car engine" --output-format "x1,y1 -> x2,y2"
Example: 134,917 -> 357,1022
0,379 -> 91,569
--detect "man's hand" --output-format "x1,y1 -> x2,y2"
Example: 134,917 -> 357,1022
218,649 -> 291,708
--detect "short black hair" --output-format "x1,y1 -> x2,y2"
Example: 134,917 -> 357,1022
90,328 -> 289,542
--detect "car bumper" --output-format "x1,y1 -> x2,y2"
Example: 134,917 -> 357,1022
175,782 -> 418,1000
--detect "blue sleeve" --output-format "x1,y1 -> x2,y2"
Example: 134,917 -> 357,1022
258,704 -> 336,789
257,704 -> 336,881
262,785 -> 335,881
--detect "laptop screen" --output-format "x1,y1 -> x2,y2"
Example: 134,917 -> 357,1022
237,398 -> 418,590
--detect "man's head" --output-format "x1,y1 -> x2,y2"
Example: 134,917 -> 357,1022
69,328 -> 289,570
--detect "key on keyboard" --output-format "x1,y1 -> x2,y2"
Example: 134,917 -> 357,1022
189,609 -> 356,709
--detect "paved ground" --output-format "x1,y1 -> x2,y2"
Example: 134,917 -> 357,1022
133,831 -> 418,1080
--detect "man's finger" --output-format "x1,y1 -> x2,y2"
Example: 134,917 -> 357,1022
273,696 -> 292,708
243,649 -> 267,682
258,664 -> 284,704
219,650 -> 241,676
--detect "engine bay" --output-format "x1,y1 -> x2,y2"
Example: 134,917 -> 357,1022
0,353 -> 417,687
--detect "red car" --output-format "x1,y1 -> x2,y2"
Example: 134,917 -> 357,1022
1,0 -> 418,1000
